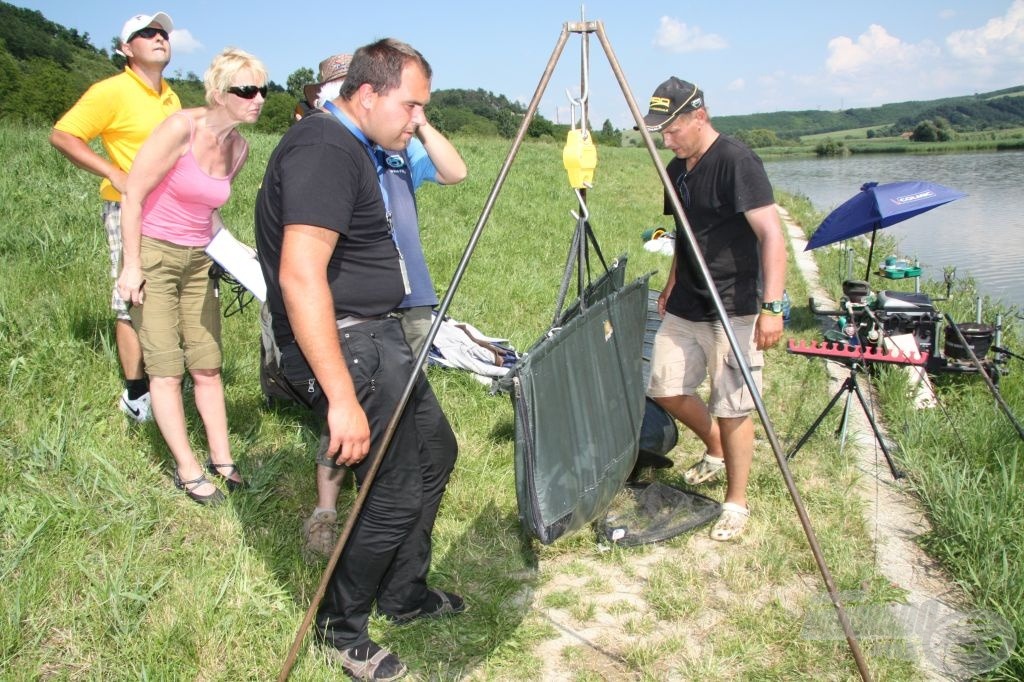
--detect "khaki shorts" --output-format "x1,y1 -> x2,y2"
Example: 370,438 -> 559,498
130,236 -> 221,377
647,313 -> 763,418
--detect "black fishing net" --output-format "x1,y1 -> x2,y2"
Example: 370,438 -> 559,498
599,481 -> 721,547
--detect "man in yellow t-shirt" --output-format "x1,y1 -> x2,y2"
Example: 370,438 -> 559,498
50,11 -> 180,423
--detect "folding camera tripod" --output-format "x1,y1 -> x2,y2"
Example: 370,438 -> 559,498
786,359 -> 904,480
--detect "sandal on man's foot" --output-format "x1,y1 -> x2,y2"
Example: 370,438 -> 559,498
326,641 -> 406,681
381,586 -> 465,625
301,509 -> 338,561
683,453 -> 726,485
173,470 -> 225,506
205,457 -> 246,492
710,502 -> 749,541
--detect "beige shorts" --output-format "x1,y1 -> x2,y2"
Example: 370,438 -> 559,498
647,313 -> 763,418
130,236 -> 221,377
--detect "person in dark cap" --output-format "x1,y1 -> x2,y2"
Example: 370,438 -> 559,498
643,77 -> 787,542
50,10 -> 179,424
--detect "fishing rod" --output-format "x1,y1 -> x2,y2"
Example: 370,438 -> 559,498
944,312 -> 1024,442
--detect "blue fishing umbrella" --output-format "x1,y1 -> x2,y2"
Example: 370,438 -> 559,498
805,180 -> 967,279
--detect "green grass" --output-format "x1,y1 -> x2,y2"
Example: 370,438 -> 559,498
800,126 -> 882,142
1,121 -> 1021,679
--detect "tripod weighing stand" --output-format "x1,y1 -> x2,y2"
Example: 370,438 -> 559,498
786,340 -> 931,480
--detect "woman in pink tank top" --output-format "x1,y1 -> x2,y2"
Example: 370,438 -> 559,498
118,48 -> 266,505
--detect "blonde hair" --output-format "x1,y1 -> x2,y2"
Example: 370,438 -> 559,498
203,47 -> 268,105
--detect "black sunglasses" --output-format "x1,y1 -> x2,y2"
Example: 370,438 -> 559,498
674,171 -> 692,208
227,85 -> 268,100
130,26 -> 169,42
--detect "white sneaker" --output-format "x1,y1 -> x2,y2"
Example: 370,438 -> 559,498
119,389 -> 152,423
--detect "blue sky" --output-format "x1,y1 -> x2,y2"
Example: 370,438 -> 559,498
17,0 -> 1024,128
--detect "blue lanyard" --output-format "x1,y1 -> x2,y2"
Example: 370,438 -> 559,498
322,101 -> 392,224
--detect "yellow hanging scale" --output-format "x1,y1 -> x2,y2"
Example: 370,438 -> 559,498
563,122 -> 597,189
563,16 -> 597,190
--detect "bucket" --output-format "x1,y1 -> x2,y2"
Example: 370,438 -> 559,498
842,279 -> 870,304
943,323 -> 994,361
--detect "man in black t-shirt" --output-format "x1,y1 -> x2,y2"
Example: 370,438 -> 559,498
255,39 -> 461,680
642,77 -> 787,542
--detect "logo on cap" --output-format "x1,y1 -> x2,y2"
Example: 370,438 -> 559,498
649,96 -> 671,113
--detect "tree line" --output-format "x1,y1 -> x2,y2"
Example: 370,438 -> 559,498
0,2 -> 625,143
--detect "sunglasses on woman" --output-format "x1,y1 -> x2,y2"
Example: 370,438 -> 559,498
129,27 -> 169,42
227,85 -> 268,100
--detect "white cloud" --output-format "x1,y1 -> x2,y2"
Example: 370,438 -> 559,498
946,0 -> 1024,60
681,4 -> 1022,114
825,24 -> 938,74
652,16 -> 727,54
170,29 -> 203,55
939,9 -> 956,20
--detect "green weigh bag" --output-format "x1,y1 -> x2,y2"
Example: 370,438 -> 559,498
507,263 -> 650,544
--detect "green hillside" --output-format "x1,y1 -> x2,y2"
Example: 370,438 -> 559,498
713,85 -> 1024,138
0,1 -> 566,137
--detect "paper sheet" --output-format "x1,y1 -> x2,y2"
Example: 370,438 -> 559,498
204,229 -> 266,302
884,333 -> 937,409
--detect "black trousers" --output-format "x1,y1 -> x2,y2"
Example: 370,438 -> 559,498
306,318 -> 458,650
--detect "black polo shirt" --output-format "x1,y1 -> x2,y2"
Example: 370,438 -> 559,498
255,112 -> 404,347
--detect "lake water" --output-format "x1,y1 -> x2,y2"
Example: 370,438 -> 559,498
764,150 -> 1024,311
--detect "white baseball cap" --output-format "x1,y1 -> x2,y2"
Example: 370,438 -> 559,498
119,11 -> 174,44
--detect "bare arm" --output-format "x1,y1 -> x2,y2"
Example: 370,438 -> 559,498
280,224 -> 370,466
416,121 -> 466,185
49,129 -> 128,194
211,210 -> 227,237
746,203 -> 787,350
116,114 -> 190,305
657,253 -> 677,318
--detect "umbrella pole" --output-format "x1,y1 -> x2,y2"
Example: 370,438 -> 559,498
863,226 -> 878,282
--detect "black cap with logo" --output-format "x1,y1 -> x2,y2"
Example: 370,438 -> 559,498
641,77 -> 704,132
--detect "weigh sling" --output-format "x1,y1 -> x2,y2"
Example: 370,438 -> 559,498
507,258 -> 649,543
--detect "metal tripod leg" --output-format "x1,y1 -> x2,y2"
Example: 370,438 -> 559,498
838,388 -> 855,454
787,369 -> 904,480
847,372 -> 905,480
787,376 -> 853,461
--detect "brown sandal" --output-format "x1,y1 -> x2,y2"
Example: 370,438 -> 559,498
383,586 -> 465,625
329,641 -> 407,680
